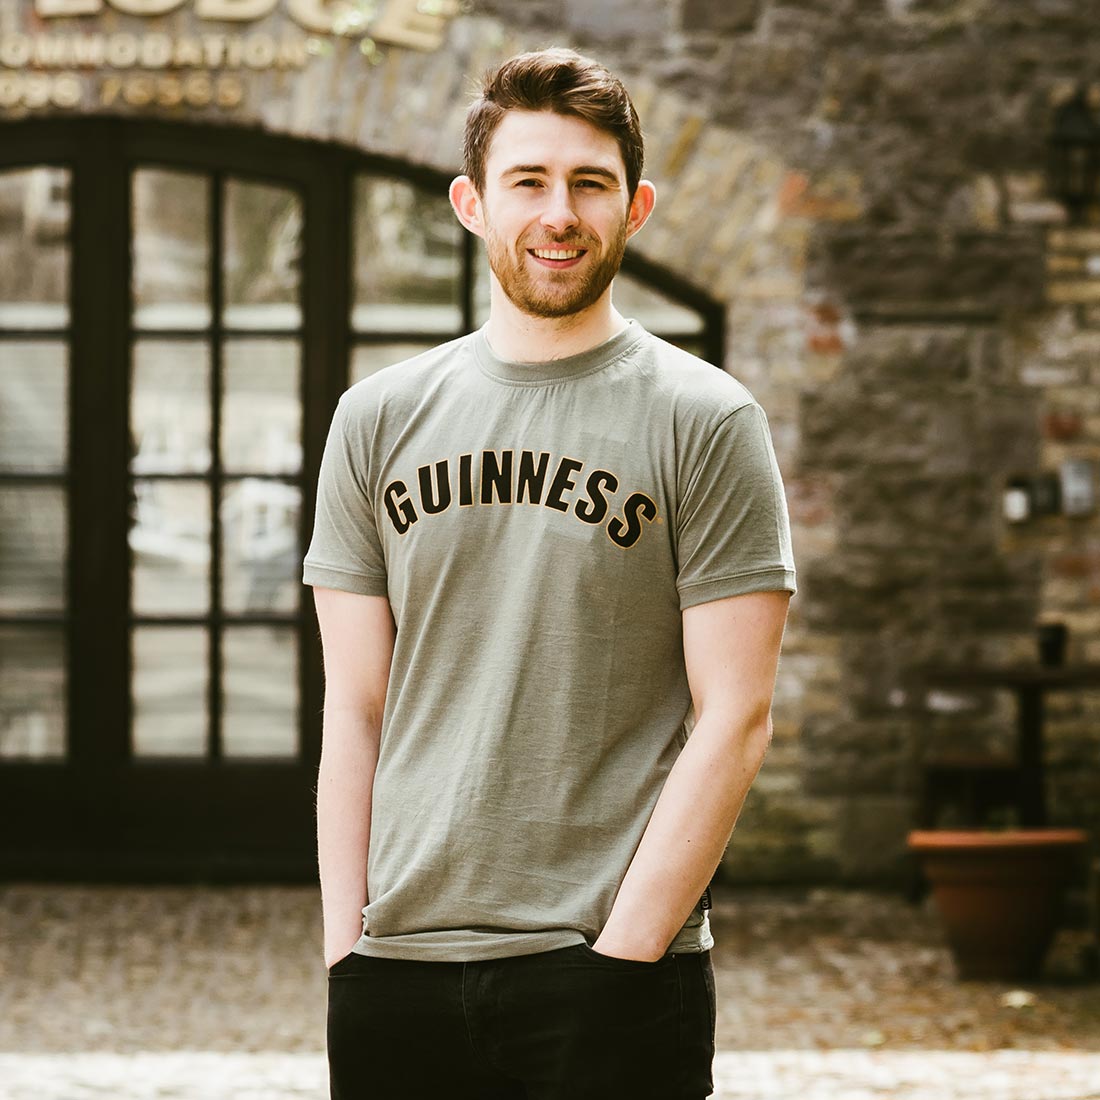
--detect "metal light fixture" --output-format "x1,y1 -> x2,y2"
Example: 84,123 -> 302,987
1047,86 -> 1100,225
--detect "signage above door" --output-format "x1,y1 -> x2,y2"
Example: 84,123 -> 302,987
33,0 -> 461,50
1,0 -> 461,114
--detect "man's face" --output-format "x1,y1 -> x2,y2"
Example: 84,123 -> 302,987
476,110 -> 635,319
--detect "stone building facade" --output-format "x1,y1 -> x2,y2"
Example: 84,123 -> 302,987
1,0 -> 1098,884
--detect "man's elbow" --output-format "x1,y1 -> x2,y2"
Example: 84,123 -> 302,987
696,701 -> 774,755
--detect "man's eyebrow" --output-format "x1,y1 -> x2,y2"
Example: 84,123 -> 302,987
501,164 -> 621,183
572,165 -> 621,183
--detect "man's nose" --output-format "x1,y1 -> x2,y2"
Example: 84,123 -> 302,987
539,184 -> 579,234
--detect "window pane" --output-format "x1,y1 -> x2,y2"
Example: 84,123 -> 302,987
132,168 -> 211,331
222,626 -> 297,757
131,627 -> 207,757
129,479 -> 210,616
351,176 -> 462,333
0,341 -> 67,473
130,339 -> 211,474
221,478 -> 300,615
472,240 -> 493,328
0,627 -> 65,759
350,342 -> 434,385
223,179 -> 302,331
613,271 -> 705,334
0,167 -> 70,329
222,338 -> 301,474
0,484 -> 66,613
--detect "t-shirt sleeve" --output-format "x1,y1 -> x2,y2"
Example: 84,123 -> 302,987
301,396 -> 389,597
675,401 -> 797,610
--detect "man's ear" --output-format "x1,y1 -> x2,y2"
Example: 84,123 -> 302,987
449,176 -> 485,239
625,180 -> 656,241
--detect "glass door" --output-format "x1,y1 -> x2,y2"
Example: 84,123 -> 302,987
128,168 -> 303,764
0,119 -> 350,879
0,165 -> 71,764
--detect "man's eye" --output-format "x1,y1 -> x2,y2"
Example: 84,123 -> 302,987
517,179 -> 542,187
576,180 -> 604,189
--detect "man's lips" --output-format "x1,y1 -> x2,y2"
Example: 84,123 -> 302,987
527,246 -> 588,269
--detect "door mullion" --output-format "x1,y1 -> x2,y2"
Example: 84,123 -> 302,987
69,119 -> 131,765
209,171 -> 224,763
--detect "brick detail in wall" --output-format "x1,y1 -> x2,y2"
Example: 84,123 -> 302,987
1046,227 -> 1100,306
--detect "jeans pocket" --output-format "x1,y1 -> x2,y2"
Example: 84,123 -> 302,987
327,949 -> 368,976
575,940 -> 674,968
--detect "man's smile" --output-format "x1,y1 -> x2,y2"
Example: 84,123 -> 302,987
528,247 -> 588,268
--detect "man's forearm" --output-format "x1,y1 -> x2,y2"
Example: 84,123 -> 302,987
593,713 -> 772,960
317,705 -> 380,962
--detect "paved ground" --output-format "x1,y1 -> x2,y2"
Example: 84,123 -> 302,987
2,883 -> 1099,1099
2,1050 -> 1100,1100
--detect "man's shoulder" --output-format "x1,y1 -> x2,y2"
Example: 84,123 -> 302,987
338,332 -> 476,418
632,329 -> 759,424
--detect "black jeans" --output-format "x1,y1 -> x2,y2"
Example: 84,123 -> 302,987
327,941 -> 716,1099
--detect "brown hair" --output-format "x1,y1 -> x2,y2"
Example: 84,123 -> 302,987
463,48 -> 645,200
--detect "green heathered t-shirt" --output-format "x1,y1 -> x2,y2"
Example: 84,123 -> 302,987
302,319 -> 796,962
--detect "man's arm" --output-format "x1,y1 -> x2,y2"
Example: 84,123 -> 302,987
313,585 -> 396,968
592,589 -> 791,961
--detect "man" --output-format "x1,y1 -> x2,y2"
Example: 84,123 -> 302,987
303,46 -> 796,1100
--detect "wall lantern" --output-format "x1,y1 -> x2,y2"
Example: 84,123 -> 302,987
1046,87 -> 1100,225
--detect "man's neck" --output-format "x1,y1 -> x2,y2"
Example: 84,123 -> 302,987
484,293 -> 628,363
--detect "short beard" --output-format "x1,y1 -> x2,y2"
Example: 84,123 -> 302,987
484,218 -> 629,320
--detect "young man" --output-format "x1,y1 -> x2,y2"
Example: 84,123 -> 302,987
303,47 -> 796,1100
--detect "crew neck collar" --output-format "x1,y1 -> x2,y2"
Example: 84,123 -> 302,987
473,320 -> 644,385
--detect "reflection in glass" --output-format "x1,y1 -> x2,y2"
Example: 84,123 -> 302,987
350,342 -> 434,385
612,271 -> 705,333
223,626 -> 297,757
222,338 -> 301,474
223,179 -> 302,330
0,627 -> 65,758
132,168 -> 211,330
0,341 -> 68,473
130,340 -> 211,474
0,485 -> 66,613
129,480 -> 210,615
0,167 -> 70,329
131,627 -> 207,757
351,176 -> 462,333
221,479 -> 300,615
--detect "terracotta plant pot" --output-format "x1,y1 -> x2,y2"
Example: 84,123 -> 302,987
907,829 -> 1089,981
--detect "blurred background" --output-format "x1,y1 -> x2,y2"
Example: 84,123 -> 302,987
1,0 -> 1099,1096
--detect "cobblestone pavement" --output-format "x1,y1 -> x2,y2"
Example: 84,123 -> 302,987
2,1050 -> 1100,1100
2,884 -> 1099,1099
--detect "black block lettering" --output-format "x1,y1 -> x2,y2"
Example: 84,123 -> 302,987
417,459 -> 452,515
607,491 -> 657,548
480,450 -> 514,505
574,469 -> 618,525
544,457 -> 583,512
516,450 -> 551,505
383,479 -> 418,534
458,453 -> 474,506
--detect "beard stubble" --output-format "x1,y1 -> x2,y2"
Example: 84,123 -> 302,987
483,216 -> 629,320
